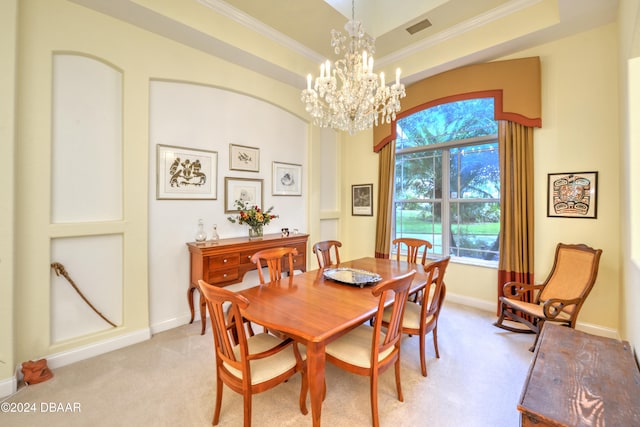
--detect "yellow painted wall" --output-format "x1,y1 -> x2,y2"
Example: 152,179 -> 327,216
339,130 -> 378,261
618,0 -> 640,350
0,0 -> 18,383
511,24 -> 620,332
341,24 -> 621,332
13,0 -> 309,366
3,0 -> 632,391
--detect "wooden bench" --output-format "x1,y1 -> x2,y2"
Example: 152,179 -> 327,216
518,323 -> 640,426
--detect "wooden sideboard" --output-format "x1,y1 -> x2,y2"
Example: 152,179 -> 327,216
186,233 -> 309,334
518,323 -> 640,426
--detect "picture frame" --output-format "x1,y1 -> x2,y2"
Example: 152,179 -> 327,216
272,161 -> 302,196
352,184 -> 373,216
547,171 -> 598,219
224,177 -> 263,213
156,144 -> 217,200
229,144 -> 260,172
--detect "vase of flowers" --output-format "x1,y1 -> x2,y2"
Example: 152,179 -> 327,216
227,200 -> 278,239
248,224 -> 263,239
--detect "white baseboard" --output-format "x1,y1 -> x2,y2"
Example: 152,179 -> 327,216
0,374 -> 17,398
150,313 -> 194,335
446,292 -> 496,313
0,294 -> 621,399
46,328 -> 151,370
1,329 -> 151,398
447,292 -> 621,339
575,322 -> 620,339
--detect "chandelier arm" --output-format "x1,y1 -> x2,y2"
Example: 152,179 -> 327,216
301,0 -> 405,134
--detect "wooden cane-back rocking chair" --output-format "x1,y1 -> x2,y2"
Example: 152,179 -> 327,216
495,243 -> 602,350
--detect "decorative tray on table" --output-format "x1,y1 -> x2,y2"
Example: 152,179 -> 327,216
322,268 -> 382,288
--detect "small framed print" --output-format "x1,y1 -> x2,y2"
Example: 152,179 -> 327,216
272,161 -> 302,196
229,144 -> 260,172
224,177 -> 263,213
156,144 -> 217,200
547,171 -> 598,219
352,184 -> 373,216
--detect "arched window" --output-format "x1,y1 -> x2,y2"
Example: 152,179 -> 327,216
393,98 -> 499,263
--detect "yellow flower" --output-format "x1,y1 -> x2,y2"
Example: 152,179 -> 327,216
227,200 -> 278,227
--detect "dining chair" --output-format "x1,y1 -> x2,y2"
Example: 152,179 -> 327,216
250,247 -> 298,284
198,279 -> 308,427
312,240 -> 342,268
250,247 -> 300,337
393,237 -> 433,303
325,270 -> 416,427
393,237 -> 433,265
382,256 -> 450,377
495,243 -> 602,351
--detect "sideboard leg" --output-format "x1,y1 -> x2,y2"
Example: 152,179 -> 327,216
187,286 -> 196,324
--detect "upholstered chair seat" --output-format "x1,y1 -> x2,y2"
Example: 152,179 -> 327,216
325,326 -> 392,368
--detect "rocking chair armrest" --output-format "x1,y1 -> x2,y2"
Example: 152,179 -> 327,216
502,281 -> 545,299
541,298 -> 581,319
247,337 -> 294,361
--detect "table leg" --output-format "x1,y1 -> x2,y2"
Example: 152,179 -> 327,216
199,292 -> 207,335
307,342 -> 325,427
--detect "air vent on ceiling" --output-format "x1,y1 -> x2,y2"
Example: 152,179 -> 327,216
406,18 -> 432,35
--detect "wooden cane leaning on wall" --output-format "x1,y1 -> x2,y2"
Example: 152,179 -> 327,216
50,262 -> 118,328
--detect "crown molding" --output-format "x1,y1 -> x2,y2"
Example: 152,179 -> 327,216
197,0 -> 325,63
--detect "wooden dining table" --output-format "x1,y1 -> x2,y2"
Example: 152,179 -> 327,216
238,257 -> 429,427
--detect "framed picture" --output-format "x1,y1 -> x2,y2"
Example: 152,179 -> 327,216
229,144 -> 260,172
224,177 -> 263,213
272,161 -> 302,196
547,171 -> 598,218
352,184 -> 373,216
156,144 -> 217,200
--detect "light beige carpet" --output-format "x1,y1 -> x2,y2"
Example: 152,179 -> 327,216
1,302 -> 534,427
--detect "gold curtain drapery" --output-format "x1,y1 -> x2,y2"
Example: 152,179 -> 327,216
372,58 -> 540,295
374,140 -> 395,258
374,57 -> 541,152
497,121 -> 535,314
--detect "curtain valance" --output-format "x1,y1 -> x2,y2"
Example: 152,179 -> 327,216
373,57 -> 541,152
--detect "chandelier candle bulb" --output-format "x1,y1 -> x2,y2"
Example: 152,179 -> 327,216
299,0 -> 405,134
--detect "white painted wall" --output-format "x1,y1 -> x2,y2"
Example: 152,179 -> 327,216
148,81 -> 307,331
10,0 -> 311,384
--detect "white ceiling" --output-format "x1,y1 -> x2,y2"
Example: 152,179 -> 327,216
71,0 -> 618,87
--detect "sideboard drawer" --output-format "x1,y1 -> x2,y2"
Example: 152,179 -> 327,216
239,250 -> 255,264
187,233 -> 309,335
208,267 -> 240,284
208,254 -> 240,269
291,253 -> 305,270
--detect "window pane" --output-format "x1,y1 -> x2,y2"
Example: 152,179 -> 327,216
394,202 -> 442,255
395,151 -> 441,199
396,98 -> 497,149
394,97 -> 499,264
450,143 -> 499,199
449,201 -> 500,261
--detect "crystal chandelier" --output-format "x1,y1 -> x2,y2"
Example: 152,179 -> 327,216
300,1 -> 406,135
